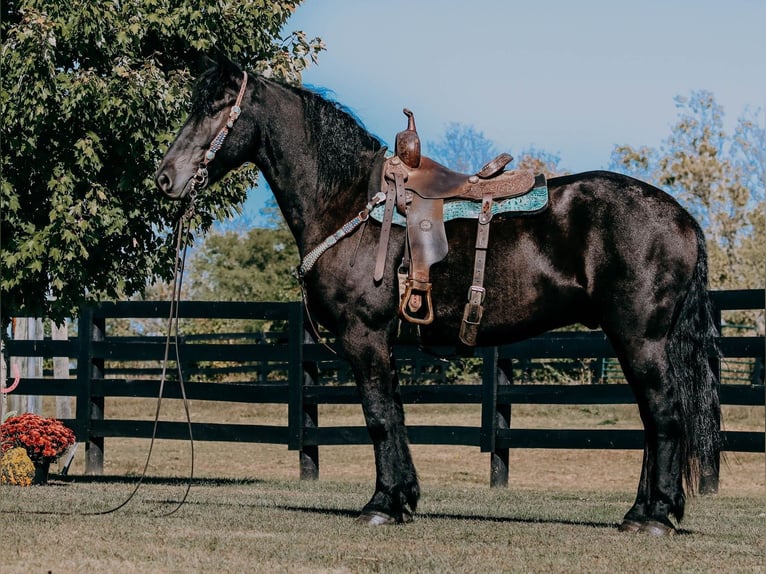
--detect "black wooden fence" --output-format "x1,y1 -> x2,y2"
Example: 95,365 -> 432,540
5,289 -> 764,487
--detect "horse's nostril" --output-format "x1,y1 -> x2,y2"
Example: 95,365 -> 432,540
156,171 -> 173,192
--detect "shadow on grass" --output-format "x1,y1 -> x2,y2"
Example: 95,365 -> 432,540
51,473 -> 264,487
251,503 -> 694,535
151,495 -> 640,533
13,474 -> 693,534
277,503 -> 621,530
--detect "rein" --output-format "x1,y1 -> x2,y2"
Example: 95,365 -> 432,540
97,73 -> 249,516
91,203 -> 196,517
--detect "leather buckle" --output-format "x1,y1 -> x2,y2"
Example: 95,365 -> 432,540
467,285 -> 485,306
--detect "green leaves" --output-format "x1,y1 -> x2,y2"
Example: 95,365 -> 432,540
1,0 -> 323,324
189,227 -> 301,303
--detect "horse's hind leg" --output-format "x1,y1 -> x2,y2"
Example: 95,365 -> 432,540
618,446 -> 650,533
341,330 -> 419,525
617,339 -> 684,535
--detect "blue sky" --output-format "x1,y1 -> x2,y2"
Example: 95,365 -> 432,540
234,0 -> 766,227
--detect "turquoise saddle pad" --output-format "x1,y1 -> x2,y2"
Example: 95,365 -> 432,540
369,183 -> 549,227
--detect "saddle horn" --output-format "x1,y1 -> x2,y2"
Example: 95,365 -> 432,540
395,108 -> 421,168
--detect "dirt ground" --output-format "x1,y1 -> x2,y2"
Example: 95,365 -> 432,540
56,399 -> 764,498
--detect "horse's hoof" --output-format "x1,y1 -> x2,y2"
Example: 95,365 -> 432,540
639,520 -> 676,537
618,519 -> 643,533
356,510 -> 413,525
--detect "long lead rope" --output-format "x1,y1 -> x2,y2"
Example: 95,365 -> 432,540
90,200 -> 197,516
9,72 -> 250,517
93,71 -> 248,515
95,72 -> 249,515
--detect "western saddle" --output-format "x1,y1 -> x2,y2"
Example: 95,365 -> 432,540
374,109 -> 542,346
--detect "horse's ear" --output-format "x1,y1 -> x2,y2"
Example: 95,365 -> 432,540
187,50 -> 215,76
209,46 -> 227,66
210,48 -> 242,74
193,52 -> 213,72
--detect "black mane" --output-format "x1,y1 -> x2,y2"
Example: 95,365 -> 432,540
294,84 -> 385,199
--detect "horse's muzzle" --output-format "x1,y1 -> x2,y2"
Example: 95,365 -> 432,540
155,170 -> 175,195
155,167 -> 189,200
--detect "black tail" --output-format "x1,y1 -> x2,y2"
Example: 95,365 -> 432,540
666,226 -> 721,494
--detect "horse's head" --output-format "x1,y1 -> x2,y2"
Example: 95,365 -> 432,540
155,55 -> 251,200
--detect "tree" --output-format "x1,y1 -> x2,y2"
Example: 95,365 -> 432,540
427,122 -> 565,176
188,227 -> 300,303
124,226 -> 300,341
427,122 -> 500,173
0,0 -> 323,326
610,91 -> 765,294
514,145 -> 566,179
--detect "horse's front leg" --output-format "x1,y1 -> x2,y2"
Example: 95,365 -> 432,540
342,332 -> 419,525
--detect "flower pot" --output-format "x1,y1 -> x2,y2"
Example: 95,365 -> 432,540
32,460 -> 51,485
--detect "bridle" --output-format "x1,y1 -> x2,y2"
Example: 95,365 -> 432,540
187,70 -> 249,199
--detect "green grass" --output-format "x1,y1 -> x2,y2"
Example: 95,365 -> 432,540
2,477 -> 763,573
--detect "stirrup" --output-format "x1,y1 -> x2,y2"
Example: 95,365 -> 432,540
399,280 -> 434,325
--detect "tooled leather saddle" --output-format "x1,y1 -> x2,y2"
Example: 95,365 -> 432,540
373,109 -> 546,346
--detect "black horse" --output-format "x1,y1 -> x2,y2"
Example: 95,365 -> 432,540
155,55 -> 720,535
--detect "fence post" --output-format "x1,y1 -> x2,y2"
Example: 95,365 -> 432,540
287,303 -> 304,452
53,320 -> 72,418
77,308 -> 105,475
9,317 -> 43,415
300,327 -> 320,480
52,320 -> 75,472
492,357 -> 512,488
699,300 -> 722,494
479,346 -> 497,454
480,346 -> 510,487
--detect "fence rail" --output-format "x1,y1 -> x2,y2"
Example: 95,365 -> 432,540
4,289 -> 764,487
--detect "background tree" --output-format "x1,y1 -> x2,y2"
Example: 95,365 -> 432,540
610,91 -> 765,293
128,225 -> 300,341
427,122 -> 564,176
1,0 -> 323,326
189,227 -> 300,303
514,145 -> 566,179
427,123 -> 500,173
